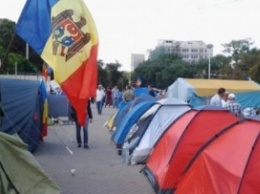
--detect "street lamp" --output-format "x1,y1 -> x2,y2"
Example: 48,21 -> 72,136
207,44 -> 213,79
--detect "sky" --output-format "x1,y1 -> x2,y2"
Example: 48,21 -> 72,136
1,0 -> 260,71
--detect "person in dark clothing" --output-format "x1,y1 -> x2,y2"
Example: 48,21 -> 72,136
71,100 -> 93,149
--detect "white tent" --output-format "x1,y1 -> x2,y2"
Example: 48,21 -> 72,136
122,98 -> 191,165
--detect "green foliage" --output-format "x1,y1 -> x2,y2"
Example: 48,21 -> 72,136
0,18 -> 42,73
249,64 -> 260,83
148,46 -> 166,60
134,54 -> 195,89
98,60 -> 127,90
3,52 -> 37,74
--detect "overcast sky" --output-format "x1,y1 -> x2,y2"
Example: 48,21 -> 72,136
1,0 -> 260,70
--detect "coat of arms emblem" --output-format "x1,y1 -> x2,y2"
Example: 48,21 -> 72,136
52,10 -> 91,61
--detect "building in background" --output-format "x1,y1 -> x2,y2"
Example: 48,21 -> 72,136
131,54 -> 145,70
154,40 -> 213,63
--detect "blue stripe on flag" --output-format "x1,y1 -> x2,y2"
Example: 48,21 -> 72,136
15,0 -> 59,55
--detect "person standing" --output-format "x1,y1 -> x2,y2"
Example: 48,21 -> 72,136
112,86 -> 119,108
210,88 -> 226,107
226,93 -> 242,116
123,85 -> 135,103
96,85 -> 105,115
71,100 -> 93,149
105,86 -> 112,108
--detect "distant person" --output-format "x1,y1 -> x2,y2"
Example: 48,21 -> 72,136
71,100 -> 93,149
226,93 -> 242,116
105,87 -> 112,108
222,91 -> 229,108
123,85 -> 135,103
210,88 -> 226,107
112,86 -> 119,108
148,85 -> 156,97
96,85 -> 105,115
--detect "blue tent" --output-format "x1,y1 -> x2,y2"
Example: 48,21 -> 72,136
112,95 -> 156,132
112,101 -> 157,148
0,78 -> 46,152
131,94 -> 156,107
134,87 -> 149,97
111,101 -> 132,132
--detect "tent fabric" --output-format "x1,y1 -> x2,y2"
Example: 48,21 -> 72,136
235,91 -> 260,109
48,94 -> 69,118
184,78 -> 260,96
130,104 -> 190,165
112,95 -> 156,132
167,78 -> 260,108
175,119 -> 260,194
121,103 -> 161,163
0,132 -> 60,194
112,101 -> 156,148
111,101 -> 132,132
143,107 -> 239,193
130,94 -> 156,107
0,78 -> 43,152
133,87 -> 149,97
104,110 -> 118,130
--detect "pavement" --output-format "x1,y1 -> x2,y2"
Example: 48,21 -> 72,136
34,105 -> 154,194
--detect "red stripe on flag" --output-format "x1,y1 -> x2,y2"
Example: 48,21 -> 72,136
61,45 -> 98,125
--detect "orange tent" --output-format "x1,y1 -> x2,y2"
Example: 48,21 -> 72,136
175,118 -> 260,194
142,106 -> 239,193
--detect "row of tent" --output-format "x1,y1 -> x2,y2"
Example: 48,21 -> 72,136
0,78 -> 60,193
105,93 -> 260,194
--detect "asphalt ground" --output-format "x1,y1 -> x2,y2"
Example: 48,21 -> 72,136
34,104 -> 154,194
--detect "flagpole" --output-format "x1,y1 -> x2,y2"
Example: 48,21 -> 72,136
26,43 -> 29,60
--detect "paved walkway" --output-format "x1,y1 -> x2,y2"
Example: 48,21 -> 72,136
34,105 -> 154,194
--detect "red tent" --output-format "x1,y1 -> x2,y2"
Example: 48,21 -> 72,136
142,107 -> 239,193
175,118 -> 260,194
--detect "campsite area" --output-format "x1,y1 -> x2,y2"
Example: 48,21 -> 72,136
34,105 -> 154,194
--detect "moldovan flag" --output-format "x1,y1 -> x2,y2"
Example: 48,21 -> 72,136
39,80 -> 48,140
16,0 -> 98,125
42,63 -> 49,81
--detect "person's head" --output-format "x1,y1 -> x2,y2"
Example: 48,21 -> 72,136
148,85 -> 152,90
217,88 -> 226,98
98,85 -> 102,90
223,91 -> 229,101
228,93 -> 236,102
127,85 -> 132,90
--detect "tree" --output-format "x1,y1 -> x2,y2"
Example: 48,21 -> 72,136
148,46 -> 166,60
249,63 -> 260,83
134,54 -> 192,89
0,18 -> 43,73
221,39 -> 255,80
222,39 -> 253,64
